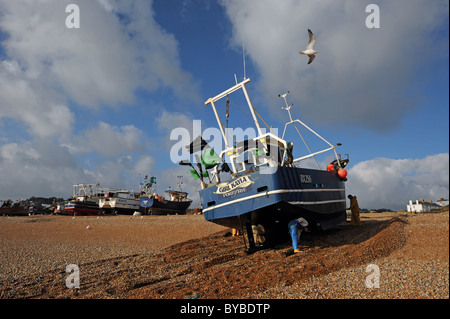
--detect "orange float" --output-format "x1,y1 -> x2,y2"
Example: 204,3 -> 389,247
337,168 -> 347,179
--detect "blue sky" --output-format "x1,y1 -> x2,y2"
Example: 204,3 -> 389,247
0,0 -> 448,210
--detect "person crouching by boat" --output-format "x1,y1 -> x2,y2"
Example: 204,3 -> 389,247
288,217 -> 309,254
347,194 -> 362,226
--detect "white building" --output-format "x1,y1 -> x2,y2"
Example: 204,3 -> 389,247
407,200 -> 441,213
436,199 -> 449,207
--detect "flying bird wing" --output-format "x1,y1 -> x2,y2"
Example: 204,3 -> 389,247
307,29 -> 316,50
307,54 -> 316,64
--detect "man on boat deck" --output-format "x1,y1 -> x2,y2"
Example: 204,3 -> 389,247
288,217 -> 309,254
347,194 -> 361,226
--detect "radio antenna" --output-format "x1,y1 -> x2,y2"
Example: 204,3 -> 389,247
243,43 -> 246,80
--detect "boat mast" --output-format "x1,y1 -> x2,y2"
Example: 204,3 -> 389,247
205,78 -> 255,173
241,82 -> 263,137
205,78 -> 254,139
177,175 -> 183,191
279,92 -> 342,168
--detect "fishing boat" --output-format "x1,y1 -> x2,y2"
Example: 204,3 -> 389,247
58,183 -> 103,216
0,200 -> 29,216
139,176 -> 192,215
180,78 -> 349,252
98,189 -> 140,215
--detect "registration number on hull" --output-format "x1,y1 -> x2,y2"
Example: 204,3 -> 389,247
300,174 -> 312,184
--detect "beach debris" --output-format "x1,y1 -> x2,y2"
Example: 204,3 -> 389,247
185,292 -> 201,299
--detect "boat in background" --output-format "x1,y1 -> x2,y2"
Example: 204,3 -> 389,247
0,199 -> 29,216
139,176 -> 192,215
180,78 -> 349,252
98,189 -> 140,215
57,183 -> 103,216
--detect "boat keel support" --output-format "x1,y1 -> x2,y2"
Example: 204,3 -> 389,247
244,221 -> 257,254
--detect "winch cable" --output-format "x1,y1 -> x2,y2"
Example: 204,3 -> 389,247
228,98 -> 270,131
292,121 -> 321,169
225,98 -> 274,155
226,95 -> 230,129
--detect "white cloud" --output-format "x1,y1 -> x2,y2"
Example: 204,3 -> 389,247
0,141 -> 83,199
0,138 -> 155,199
0,0 -> 197,199
0,60 -> 74,139
155,110 -> 198,154
72,121 -> 147,158
79,154 -> 155,192
221,0 -> 449,131
346,153 -> 449,210
156,110 -> 195,134
0,0 -> 201,147
62,121 -> 155,190
0,0 -> 200,109
131,155 -> 156,177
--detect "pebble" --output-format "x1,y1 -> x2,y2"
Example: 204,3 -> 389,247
254,258 -> 448,299
0,214 -> 226,294
254,212 -> 449,299
0,212 -> 448,299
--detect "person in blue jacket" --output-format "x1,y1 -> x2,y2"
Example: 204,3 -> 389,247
288,217 -> 309,253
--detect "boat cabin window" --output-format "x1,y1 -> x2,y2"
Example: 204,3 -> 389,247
232,147 -> 271,173
233,156 -> 245,172
230,149 -> 250,173
168,191 -> 188,202
252,148 -> 268,166
277,147 -> 286,165
229,138 -> 288,173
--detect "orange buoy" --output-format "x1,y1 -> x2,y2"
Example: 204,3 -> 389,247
337,168 -> 347,179
327,164 -> 335,171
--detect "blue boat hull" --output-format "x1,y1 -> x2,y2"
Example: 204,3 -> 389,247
201,166 -> 346,232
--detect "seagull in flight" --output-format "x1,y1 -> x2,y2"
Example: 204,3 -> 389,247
299,29 -> 319,64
